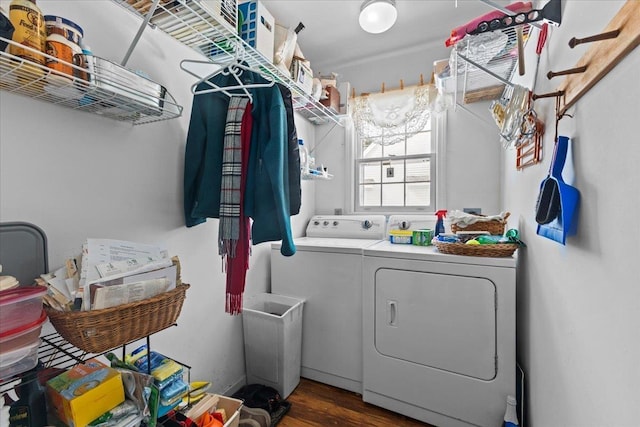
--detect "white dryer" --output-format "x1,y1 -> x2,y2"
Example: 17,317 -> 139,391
362,216 -> 516,427
271,215 -> 386,393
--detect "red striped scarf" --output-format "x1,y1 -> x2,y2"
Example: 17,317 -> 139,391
219,97 -> 249,258
221,97 -> 252,314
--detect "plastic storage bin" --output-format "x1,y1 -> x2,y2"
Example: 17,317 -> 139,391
218,395 -> 243,427
0,285 -> 47,335
242,293 -> 304,399
0,339 -> 40,380
0,310 -> 47,353
239,0 -> 275,61
389,229 -> 413,244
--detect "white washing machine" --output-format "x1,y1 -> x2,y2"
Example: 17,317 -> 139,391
271,215 -> 386,393
362,215 -> 516,427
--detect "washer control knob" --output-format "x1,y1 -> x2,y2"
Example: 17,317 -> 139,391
333,221 -> 339,226
362,220 -> 373,229
323,221 -> 329,226
400,221 -> 410,230
313,220 -> 320,226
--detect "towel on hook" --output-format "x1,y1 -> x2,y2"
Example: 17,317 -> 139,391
219,97 -> 250,258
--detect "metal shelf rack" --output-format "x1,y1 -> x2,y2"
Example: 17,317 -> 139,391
1,330 -> 191,402
0,37 -> 183,125
112,0 -> 343,125
452,24 -> 531,106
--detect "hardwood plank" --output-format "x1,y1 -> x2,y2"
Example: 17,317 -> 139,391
279,378 -> 434,427
463,84 -> 505,103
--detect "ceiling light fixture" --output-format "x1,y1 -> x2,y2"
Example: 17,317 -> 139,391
359,0 -> 397,34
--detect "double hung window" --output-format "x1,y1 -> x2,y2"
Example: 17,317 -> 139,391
355,120 -> 435,212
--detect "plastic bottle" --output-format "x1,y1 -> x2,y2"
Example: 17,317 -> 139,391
78,43 -> 95,107
8,367 -> 47,427
9,0 -> 46,64
503,395 -> 519,427
80,43 -> 93,77
298,139 -> 309,173
434,210 -> 447,236
45,21 -> 81,78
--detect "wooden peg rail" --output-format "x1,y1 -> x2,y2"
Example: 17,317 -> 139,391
555,0 -> 640,116
351,74 -> 427,98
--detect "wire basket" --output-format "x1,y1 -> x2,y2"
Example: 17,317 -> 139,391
45,283 -> 190,354
433,241 -> 519,258
450,212 -> 511,235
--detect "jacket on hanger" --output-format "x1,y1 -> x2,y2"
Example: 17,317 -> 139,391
243,74 -> 295,256
184,73 -> 232,227
276,83 -> 301,216
183,70 -> 296,256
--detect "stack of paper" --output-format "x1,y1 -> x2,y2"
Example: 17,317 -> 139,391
43,239 -> 179,311
82,239 -> 177,311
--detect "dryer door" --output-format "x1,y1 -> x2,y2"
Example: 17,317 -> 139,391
375,268 -> 496,380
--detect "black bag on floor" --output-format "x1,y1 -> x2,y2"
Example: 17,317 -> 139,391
232,384 -> 291,427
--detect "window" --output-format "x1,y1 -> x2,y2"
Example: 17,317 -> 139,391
355,119 -> 435,212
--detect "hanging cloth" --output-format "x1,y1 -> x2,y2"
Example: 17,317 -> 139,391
224,99 -> 253,314
350,84 -> 436,146
219,97 -> 250,257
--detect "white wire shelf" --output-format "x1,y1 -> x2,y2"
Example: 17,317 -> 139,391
112,0 -> 343,126
301,168 -> 333,180
452,24 -> 531,105
0,37 -> 183,125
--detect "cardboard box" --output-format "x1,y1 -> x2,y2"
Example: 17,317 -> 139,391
320,86 -> 340,112
184,393 -> 243,427
239,0 -> 275,61
46,359 -> 125,427
290,58 -> 313,95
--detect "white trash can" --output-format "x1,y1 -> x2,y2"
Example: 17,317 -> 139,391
242,293 -> 304,399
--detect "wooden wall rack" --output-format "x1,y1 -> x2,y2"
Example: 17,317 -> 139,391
551,0 -> 640,116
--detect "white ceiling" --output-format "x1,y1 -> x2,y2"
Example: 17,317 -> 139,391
260,0 -> 513,74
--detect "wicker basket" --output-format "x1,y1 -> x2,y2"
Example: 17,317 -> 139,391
450,212 -> 511,235
45,283 -> 189,354
433,241 -> 519,258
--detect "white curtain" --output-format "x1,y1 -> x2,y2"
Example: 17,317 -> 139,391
349,84 -> 438,146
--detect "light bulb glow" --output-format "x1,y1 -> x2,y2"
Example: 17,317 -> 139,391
359,0 -> 397,34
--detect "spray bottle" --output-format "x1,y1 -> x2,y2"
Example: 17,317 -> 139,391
298,139 -> 309,173
435,210 -> 447,236
503,395 -> 519,427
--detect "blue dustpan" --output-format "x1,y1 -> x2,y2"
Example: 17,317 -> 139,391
537,136 -> 580,245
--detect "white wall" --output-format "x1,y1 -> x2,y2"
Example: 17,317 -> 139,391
313,104 -> 502,216
0,0 -> 315,394
501,1 -> 640,426
4,2 -> 638,424
315,1 -> 640,426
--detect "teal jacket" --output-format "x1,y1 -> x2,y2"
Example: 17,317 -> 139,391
183,70 -> 296,256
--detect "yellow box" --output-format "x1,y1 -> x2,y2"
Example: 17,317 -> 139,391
46,358 -> 125,427
389,229 -> 413,244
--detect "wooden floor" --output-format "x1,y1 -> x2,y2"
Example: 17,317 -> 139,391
279,378 -> 434,427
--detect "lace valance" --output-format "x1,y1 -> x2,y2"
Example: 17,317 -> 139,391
350,84 -> 437,146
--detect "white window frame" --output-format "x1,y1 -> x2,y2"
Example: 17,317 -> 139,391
344,111 -> 447,215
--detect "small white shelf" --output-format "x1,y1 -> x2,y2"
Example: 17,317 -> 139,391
112,0 -> 343,126
301,168 -> 333,180
0,37 -> 183,125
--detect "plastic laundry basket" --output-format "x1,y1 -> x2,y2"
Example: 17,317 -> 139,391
242,293 -> 304,399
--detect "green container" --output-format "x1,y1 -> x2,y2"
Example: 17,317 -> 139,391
412,229 -> 434,246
